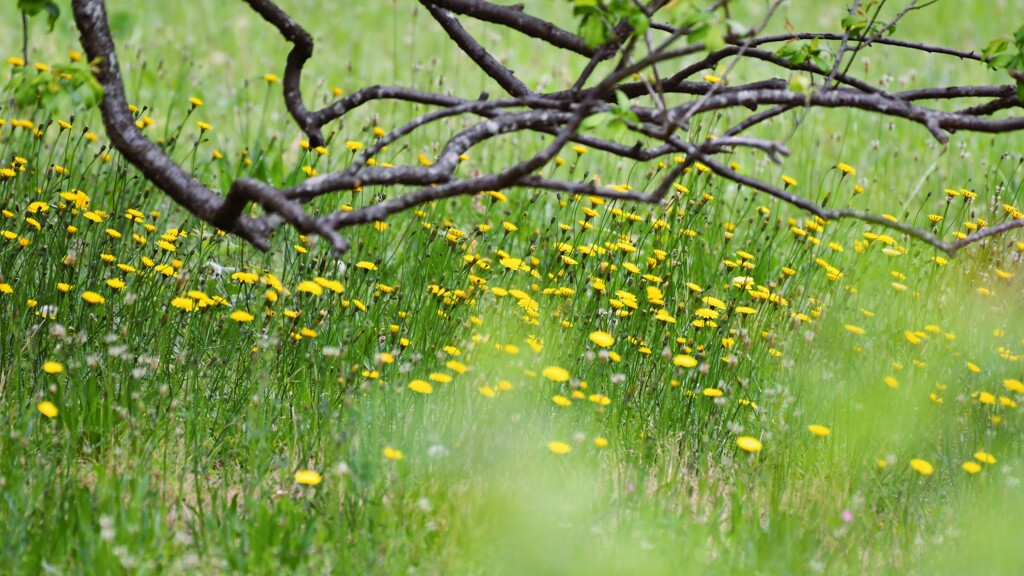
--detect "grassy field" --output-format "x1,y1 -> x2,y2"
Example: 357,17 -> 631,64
4,1 -> 1024,573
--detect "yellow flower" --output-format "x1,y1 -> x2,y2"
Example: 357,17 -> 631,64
356,261 -> 378,271
42,361 -> 64,374
196,121 -> 213,131
37,401 -> 58,418
547,441 -> 572,455
541,366 -> 569,382
346,140 -> 365,151
294,470 -> 322,485
672,355 -> 697,368
781,175 -> 797,187
909,459 -> 934,476
552,395 -> 572,407
844,324 -> 865,335
383,447 -> 404,461
589,331 -> 614,348
702,388 -> 723,397
81,291 -> 105,305
263,73 -> 280,84
408,380 -> 433,394
230,310 -> 255,322
973,451 -> 996,464
297,281 -> 324,296
703,74 -> 721,83
736,436 -> 763,453
836,162 -> 856,175
807,424 -> 831,437
593,437 -> 609,448
189,96 -> 204,107
171,297 -> 195,312
962,462 -> 982,474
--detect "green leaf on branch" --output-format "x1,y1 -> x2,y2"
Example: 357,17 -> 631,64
18,0 -> 61,31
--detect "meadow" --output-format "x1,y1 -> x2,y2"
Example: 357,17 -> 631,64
3,1 -> 1024,573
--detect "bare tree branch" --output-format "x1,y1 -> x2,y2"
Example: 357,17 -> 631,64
70,0 -> 1024,258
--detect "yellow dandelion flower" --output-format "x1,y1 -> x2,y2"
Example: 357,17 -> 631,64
294,470 -> 322,485
37,401 -> 58,418
297,281 -> 324,295
81,291 -> 105,305
672,355 -> 697,368
962,461 -> 982,474
808,424 -> 831,437
408,380 -> 433,394
230,310 -> 255,322
42,361 -> 64,374
542,366 -> 570,382
547,441 -> 572,455
383,447 -> 404,461
736,436 -> 763,453
589,331 -> 615,348
909,459 -> 934,476
973,451 -> 996,464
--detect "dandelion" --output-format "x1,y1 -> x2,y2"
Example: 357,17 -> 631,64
81,291 -> 105,305
37,401 -> 58,418
294,470 -> 322,485
297,281 -> 324,295
552,395 -> 572,407
356,261 -> 378,271
836,162 -> 856,175
589,331 -> 615,348
736,436 -> 763,453
704,74 -> 721,83
383,447 -> 404,461
189,96 -> 204,107
230,310 -> 255,322
594,437 -> 609,448
702,388 -> 723,397
408,380 -> 433,394
171,297 -> 195,312
346,140 -> 365,151
196,121 -> 213,132
808,425 -> 831,437
973,451 -> 996,464
542,366 -> 570,382
263,73 -> 280,83
547,441 -> 572,455
962,462 -> 982,474
844,324 -> 865,335
781,175 -> 797,187
672,355 -> 697,368
42,361 -> 64,374
909,459 -> 934,476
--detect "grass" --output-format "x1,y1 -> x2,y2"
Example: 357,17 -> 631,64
3,1 -> 1024,573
